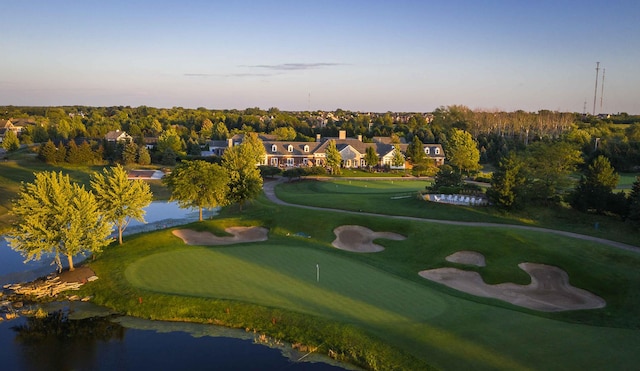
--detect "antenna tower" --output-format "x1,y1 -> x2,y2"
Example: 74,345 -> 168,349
592,62 -> 600,115
599,68 -> 605,112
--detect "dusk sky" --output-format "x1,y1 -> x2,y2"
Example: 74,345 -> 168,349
2,0 -> 639,113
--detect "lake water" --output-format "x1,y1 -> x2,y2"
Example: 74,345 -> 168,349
0,202 -> 352,370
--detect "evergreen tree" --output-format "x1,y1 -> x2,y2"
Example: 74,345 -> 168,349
2,130 -> 20,152
486,152 -> 527,209
628,176 -> 640,225
568,155 -> 619,213
7,171 -> 113,271
78,141 -> 96,164
122,141 -> 138,165
364,146 -> 379,171
91,165 -> 153,244
38,140 -> 58,163
55,142 -> 67,164
406,135 -> 426,164
212,121 -> 229,140
391,144 -> 405,167
137,145 -> 151,165
66,140 -> 82,164
326,140 -> 342,175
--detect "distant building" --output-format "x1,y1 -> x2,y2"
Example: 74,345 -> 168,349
104,130 -> 133,143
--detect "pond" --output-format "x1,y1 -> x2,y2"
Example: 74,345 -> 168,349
0,202 -> 353,370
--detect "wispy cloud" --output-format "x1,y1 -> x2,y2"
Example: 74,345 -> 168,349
245,62 -> 346,71
184,73 -> 274,78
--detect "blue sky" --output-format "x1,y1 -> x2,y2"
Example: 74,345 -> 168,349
2,0 -> 639,113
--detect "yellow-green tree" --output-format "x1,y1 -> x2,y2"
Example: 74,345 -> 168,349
7,172 -> 113,271
163,160 -> 229,220
91,165 -> 153,244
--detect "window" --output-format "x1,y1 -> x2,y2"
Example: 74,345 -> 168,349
424,147 -> 430,155
287,145 -> 293,152
270,158 -> 278,166
303,145 -> 309,153
286,158 -> 294,166
271,144 -> 277,152
435,147 -> 440,155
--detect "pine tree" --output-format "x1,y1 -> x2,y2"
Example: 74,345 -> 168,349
364,146 -> 379,171
2,130 -> 20,152
138,145 -> 151,165
487,152 -> 527,209
38,140 -> 58,163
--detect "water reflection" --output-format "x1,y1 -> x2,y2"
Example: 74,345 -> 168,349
1,309 -> 350,371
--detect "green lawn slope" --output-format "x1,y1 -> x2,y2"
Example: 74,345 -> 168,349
82,191 -> 640,371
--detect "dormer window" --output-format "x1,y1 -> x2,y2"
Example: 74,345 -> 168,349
424,147 -> 430,155
303,145 -> 309,153
271,144 -> 277,152
435,147 -> 440,155
287,145 -> 293,152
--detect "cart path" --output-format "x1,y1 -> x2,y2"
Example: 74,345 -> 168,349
262,179 -> 640,253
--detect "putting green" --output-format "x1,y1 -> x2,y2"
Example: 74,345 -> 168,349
125,243 -> 640,371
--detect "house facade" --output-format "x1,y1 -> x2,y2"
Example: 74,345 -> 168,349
247,130 -> 445,170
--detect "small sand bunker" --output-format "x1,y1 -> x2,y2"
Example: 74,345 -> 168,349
332,225 -> 406,253
172,226 -> 268,245
445,251 -> 486,267
420,257 -> 606,312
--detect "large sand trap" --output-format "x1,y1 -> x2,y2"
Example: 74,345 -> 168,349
332,225 -> 406,253
172,226 -> 268,245
419,259 -> 606,312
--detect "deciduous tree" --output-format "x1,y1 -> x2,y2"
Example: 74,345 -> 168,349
7,172 -> 113,271
222,142 -> 263,211
326,140 -> 341,175
446,128 -> 480,175
164,160 -> 229,220
91,165 -> 153,244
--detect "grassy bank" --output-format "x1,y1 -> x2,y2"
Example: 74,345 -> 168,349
79,193 -> 640,370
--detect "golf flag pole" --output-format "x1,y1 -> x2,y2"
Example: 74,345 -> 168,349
316,264 -> 320,282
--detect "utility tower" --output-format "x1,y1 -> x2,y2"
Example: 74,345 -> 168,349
592,62 -> 600,115
600,68 -> 606,112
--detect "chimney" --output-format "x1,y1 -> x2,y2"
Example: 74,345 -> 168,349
339,130 -> 346,140
316,134 -> 321,142
227,138 -> 233,148
357,134 -> 362,142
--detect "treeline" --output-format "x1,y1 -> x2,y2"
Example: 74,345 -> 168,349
35,139 -> 151,166
4,105 -> 639,167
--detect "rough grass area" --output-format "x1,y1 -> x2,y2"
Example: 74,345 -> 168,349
81,192 -> 640,370
275,179 -> 640,247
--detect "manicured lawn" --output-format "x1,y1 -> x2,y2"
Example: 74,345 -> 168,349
276,179 -> 640,247
84,193 -> 640,370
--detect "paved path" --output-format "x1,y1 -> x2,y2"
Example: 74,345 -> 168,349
262,178 -> 640,253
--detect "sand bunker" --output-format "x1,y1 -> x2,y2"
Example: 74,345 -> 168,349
445,250 -> 486,267
420,255 -> 606,312
172,226 -> 268,245
332,225 -> 406,253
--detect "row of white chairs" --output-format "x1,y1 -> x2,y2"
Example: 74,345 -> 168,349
425,194 -> 488,206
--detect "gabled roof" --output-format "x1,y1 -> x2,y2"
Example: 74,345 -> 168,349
104,130 -> 131,141
262,141 -> 322,156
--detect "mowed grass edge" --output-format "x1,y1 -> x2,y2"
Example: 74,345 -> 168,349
82,195 -> 640,371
